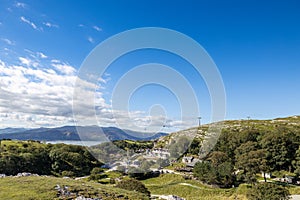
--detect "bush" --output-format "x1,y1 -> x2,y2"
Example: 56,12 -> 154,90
247,183 -> 290,200
116,179 -> 150,197
61,170 -> 75,177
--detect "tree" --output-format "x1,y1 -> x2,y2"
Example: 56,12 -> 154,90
207,151 -> 229,166
116,179 -> 150,197
247,183 -> 290,200
235,142 -> 268,183
260,131 -> 297,172
89,167 -> 105,180
194,151 -> 234,187
217,161 -> 235,187
292,147 -> 300,175
193,162 -> 217,184
49,145 -> 101,177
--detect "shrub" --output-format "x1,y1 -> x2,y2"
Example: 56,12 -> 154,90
116,179 -> 150,197
247,183 -> 290,200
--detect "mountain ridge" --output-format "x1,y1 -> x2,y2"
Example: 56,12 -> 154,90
0,126 -> 167,141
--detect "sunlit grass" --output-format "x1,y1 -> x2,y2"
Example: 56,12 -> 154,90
142,174 -> 238,200
0,176 -> 148,200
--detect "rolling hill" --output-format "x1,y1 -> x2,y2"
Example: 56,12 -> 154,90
0,126 -> 167,141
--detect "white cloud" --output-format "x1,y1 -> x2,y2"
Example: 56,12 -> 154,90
78,24 -> 85,27
43,22 -> 59,28
19,57 -> 31,66
93,25 -> 102,32
87,36 -> 94,43
50,59 -> 60,63
0,54 -> 190,131
1,38 -> 15,45
19,57 -> 39,67
20,16 -> 41,31
37,52 -> 47,59
52,62 -> 76,75
15,2 -> 26,8
0,58 -> 107,128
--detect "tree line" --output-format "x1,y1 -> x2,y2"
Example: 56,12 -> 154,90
193,124 -> 300,186
0,140 -> 102,177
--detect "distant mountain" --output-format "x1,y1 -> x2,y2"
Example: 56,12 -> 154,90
0,126 -> 168,141
0,128 -> 29,134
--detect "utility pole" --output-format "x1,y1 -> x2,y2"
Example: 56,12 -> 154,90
198,117 -> 202,127
247,116 -> 251,129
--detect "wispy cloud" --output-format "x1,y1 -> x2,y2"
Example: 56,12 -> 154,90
19,57 -> 39,67
43,22 -> 59,28
1,38 -> 15,45
93,25 -> 102,32
37,52 -> 47,59
15,2 -> 26,8
20,16 -> 41,31
87,36 -> 94,43
78,24 -> 85,27
51,61 -> 76,75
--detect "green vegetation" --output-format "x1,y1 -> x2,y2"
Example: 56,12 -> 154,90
112,140 -> 154,151
142,173 -> 300,200
116,178 -> 151,197
1,116 -> 300,199
193,160 -> 234,187
0,176 -> 149,200
150,116 -> 300,198
247,183 -> 290,200
142,174 -> 237,200
187,116 -> 300,187
0,140 -> 102,176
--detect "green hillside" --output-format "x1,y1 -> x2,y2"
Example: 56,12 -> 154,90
0,176 -> 149,200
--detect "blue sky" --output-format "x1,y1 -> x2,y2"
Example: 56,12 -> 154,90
0,0 -> 299,131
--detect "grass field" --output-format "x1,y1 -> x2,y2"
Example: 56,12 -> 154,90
142,174 -> 246,200
142,173 -> 300,200
0,176 -> 148,200
1,173 -> 300,200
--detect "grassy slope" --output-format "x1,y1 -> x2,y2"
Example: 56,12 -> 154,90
156,116 -> 300,147
142,174 -> 245,200
0,176 -> 148,200
142,173 -> 300,200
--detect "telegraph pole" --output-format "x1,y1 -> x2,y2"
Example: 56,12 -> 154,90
247,116 -> 251,129
198,117 -> 202,127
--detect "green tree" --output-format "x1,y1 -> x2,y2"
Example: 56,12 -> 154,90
207,151 -> 229,166
235,142 -> 268,183
194,153 -> 234,187
193,162 -> 218,185
49,144 -> 101,176
247,183 -> 290,200
89,167 -> 105,180
292,147 -> 300,175
260,131 -> 297,172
